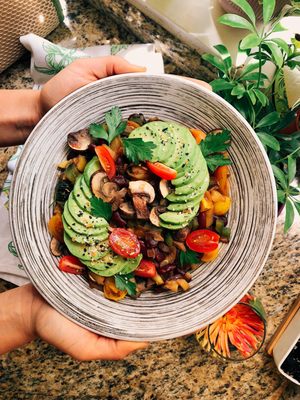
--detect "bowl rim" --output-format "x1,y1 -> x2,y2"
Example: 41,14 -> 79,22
9,73 -> 278,340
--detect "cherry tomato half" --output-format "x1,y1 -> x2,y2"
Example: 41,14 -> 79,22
146,162 -> 177,180
109,228 -> 140,258
134,259 -> 156,278
95,145 -> 116,179
58,255 -> 85,274
186,229 -> 220,253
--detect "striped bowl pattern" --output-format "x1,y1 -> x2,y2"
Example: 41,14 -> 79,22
10,74 -> 277,341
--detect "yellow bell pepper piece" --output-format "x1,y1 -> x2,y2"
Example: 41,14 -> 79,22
213,196 -> 231,216
201,247 -> 219,262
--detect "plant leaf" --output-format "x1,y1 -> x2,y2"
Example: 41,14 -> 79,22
239,72 -> 269,81
200,129 -> 231,156
272,22 -> 287,32
294,201 -> 300,216
257,132 -> 280,151
115,273 -> 137,296
249,298 -> 267,321
277,189 -> 286,203
211,79 -> 235,92
239,62 -> 260,78
247,89 -> 256,105
272,164 -> 288,190
90,196 -> 112,220
269,38 -> 290,55
202,54 -> 226,73
205,154 -> 232,172
284,199 -> 294,233
231,83 -> 246,97
123,138 -> 157,164
89,123 -> 108,140
253,88 -> 268,106
240,33 -> 261,50
179,248 -> 199,267
214,44 -> 232,70
256,111 -> 280,129
218,14 -> 255,32
263,0 -> 275,24
288,156 -> 296,183
264,42 -> 283,67
231,0 -> 256,25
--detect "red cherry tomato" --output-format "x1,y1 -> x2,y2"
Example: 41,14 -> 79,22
186,229 -> 220,253
134,259 -> 156,278
146,161 -> 177,180
58,255 -> 85,274
95,145 -> 116,179
109,228 -> 140,258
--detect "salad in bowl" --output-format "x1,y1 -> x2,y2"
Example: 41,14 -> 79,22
49,106 -> 232,301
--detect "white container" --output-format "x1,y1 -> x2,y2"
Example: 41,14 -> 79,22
273,309 -> 300,385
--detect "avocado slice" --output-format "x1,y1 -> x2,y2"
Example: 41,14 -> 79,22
119,254 -> 143,275
67,192 -> 107,228
174,167 -> 208,195
64,233 -> 110,261
83,156 -> 101,186
167,195 -> 202,211
82,252 -> 141,277
64,204 -> 107,236
79,174 -> 93,199
159,206 -> 198,226
63,216 -> 108,245
73,176 -> 91,211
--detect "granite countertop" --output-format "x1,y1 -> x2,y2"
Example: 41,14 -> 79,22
0,1 -> 299,399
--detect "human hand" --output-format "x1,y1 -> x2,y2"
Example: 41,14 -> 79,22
0,284 -> 148,360
39,56 -> 146,113
0,56 -> 145,147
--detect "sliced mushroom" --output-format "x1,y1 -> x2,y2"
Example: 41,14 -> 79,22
119,202 -> 136,218
132,195 -> 150,219
173,227 -> 191,242
128,113 -> 146,125
111,188 -> 127,211
102,182 -> 119,201
91,171 -> 108,199
129,181 -> 155,203
159,180 -> 171,198
150,207 -> 160,227
160,246 -> 177,267
67,128 -> 93,151
50,237 -> 63,257
173,240 -> 186,252
127,165 -> 151,181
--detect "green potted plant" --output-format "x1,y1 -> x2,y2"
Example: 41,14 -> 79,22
202,0 -> 300,232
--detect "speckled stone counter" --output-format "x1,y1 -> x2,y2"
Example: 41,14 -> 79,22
0,1 -> 299,399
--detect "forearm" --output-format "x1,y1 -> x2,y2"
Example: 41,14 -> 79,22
0,284 -> 39,354
0,90 -> 42,147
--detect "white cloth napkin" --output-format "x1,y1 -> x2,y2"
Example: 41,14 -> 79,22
0,34 -> 164,286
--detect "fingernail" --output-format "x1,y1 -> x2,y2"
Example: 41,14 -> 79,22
132,65 -> 147,72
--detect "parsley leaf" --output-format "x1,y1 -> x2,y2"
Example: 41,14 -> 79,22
123,138 -> 157,164
89,123 -> 108,141
205,154 -> 232,172
115,273 -> 137,296
200,129 -> 232,172
90,196 -> 112,221
105,106 -> 127,144
179,248 -> 199,267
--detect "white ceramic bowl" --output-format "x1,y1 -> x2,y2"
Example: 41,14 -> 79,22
10,74 -> 277,341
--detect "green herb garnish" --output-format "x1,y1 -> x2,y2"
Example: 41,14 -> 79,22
115,273 -> 137,296
123,138 -> 157,164
90,196 -> 112,221
179,248 -> 199,267
200,129 -> 232,172
89,123 -> 108,140
89,106 -> 127,144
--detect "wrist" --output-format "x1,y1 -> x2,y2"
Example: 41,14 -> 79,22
0,284 -> 41,354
